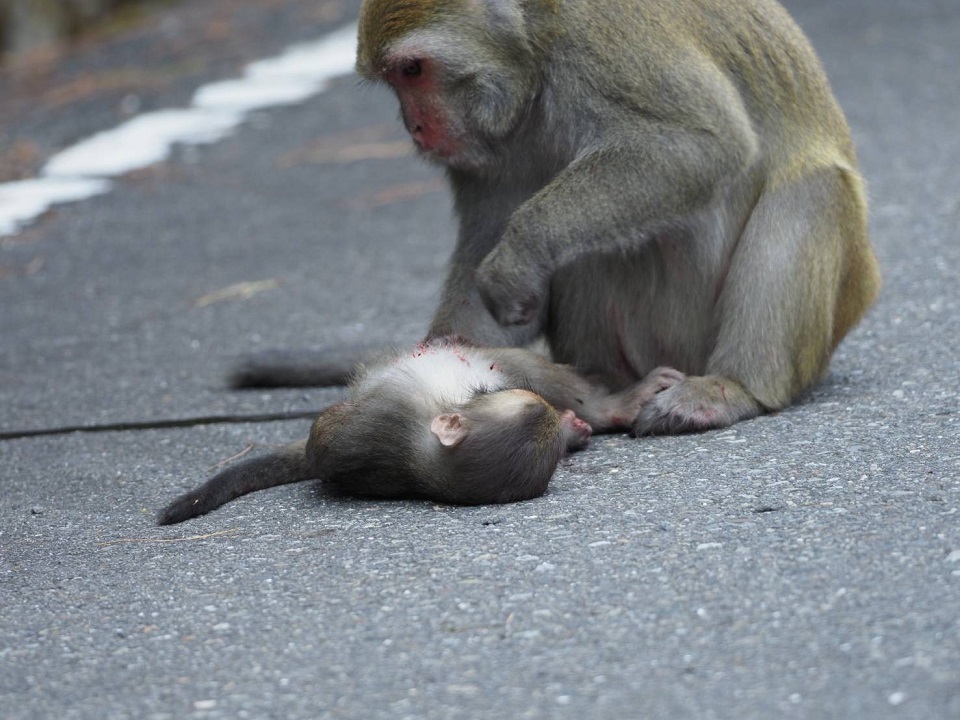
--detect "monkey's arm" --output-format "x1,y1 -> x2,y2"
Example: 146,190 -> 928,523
477,104 -> 758,326
429,184 -> 548,345
429,246 -> 546,344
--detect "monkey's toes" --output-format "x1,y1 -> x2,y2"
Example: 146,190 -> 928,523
631,379 -> 743,436
642,366 -> 687,391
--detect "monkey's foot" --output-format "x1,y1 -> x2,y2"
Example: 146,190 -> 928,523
601,366 -> 686,430
632,375 -> 761,435
629,366 -> 687,409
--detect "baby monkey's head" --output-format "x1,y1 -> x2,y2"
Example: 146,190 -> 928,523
308,389 -> 591,504
430,389 -> 591,504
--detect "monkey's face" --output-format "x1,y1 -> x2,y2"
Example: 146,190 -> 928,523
431,389 -> 566,504
386,55 -> 467,162
356,6 -> 540,170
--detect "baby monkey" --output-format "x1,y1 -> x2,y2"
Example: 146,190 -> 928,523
158,339 -> 678,524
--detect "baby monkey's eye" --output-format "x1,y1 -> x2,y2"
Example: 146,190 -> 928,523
401,60 -> 423,77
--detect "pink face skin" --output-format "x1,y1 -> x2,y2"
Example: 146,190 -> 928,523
385,57 -> 463,161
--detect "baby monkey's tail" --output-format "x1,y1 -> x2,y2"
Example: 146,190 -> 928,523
157,440 -> 309,525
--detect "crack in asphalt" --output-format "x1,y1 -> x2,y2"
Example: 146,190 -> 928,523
0,409 -> 321,440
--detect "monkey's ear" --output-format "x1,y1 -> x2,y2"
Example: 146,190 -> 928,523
430,414 -> 469,447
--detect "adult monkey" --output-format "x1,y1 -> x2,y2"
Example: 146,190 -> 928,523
239,0 -> 880,434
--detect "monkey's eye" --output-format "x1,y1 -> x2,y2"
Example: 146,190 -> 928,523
401,60 -> 423,78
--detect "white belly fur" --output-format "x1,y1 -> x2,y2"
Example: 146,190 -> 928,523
356,345 -> 507,408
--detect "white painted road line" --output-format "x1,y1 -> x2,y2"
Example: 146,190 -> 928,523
0,22 -> 358,236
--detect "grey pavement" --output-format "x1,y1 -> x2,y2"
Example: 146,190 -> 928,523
1,0 -> 958,718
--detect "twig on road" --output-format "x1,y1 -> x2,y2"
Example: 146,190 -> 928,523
97,528 -> 240,547
205,443 -> 255,473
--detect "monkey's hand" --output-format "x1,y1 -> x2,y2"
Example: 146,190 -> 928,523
476,239 -> 552,326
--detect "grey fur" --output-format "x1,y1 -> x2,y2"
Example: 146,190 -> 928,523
160,339 -> 667,524
356,0 -> 881,434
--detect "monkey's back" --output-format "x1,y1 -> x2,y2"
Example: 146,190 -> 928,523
560,0 -> 856,171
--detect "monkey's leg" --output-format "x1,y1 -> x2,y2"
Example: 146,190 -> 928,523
634,165 -> 876,435
429,235 -> 546,347
158,440 -> 309,524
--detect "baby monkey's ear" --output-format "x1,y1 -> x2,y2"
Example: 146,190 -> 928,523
430,413 -> 469,447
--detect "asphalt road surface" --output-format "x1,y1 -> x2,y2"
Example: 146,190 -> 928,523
1,1 -> 958,718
